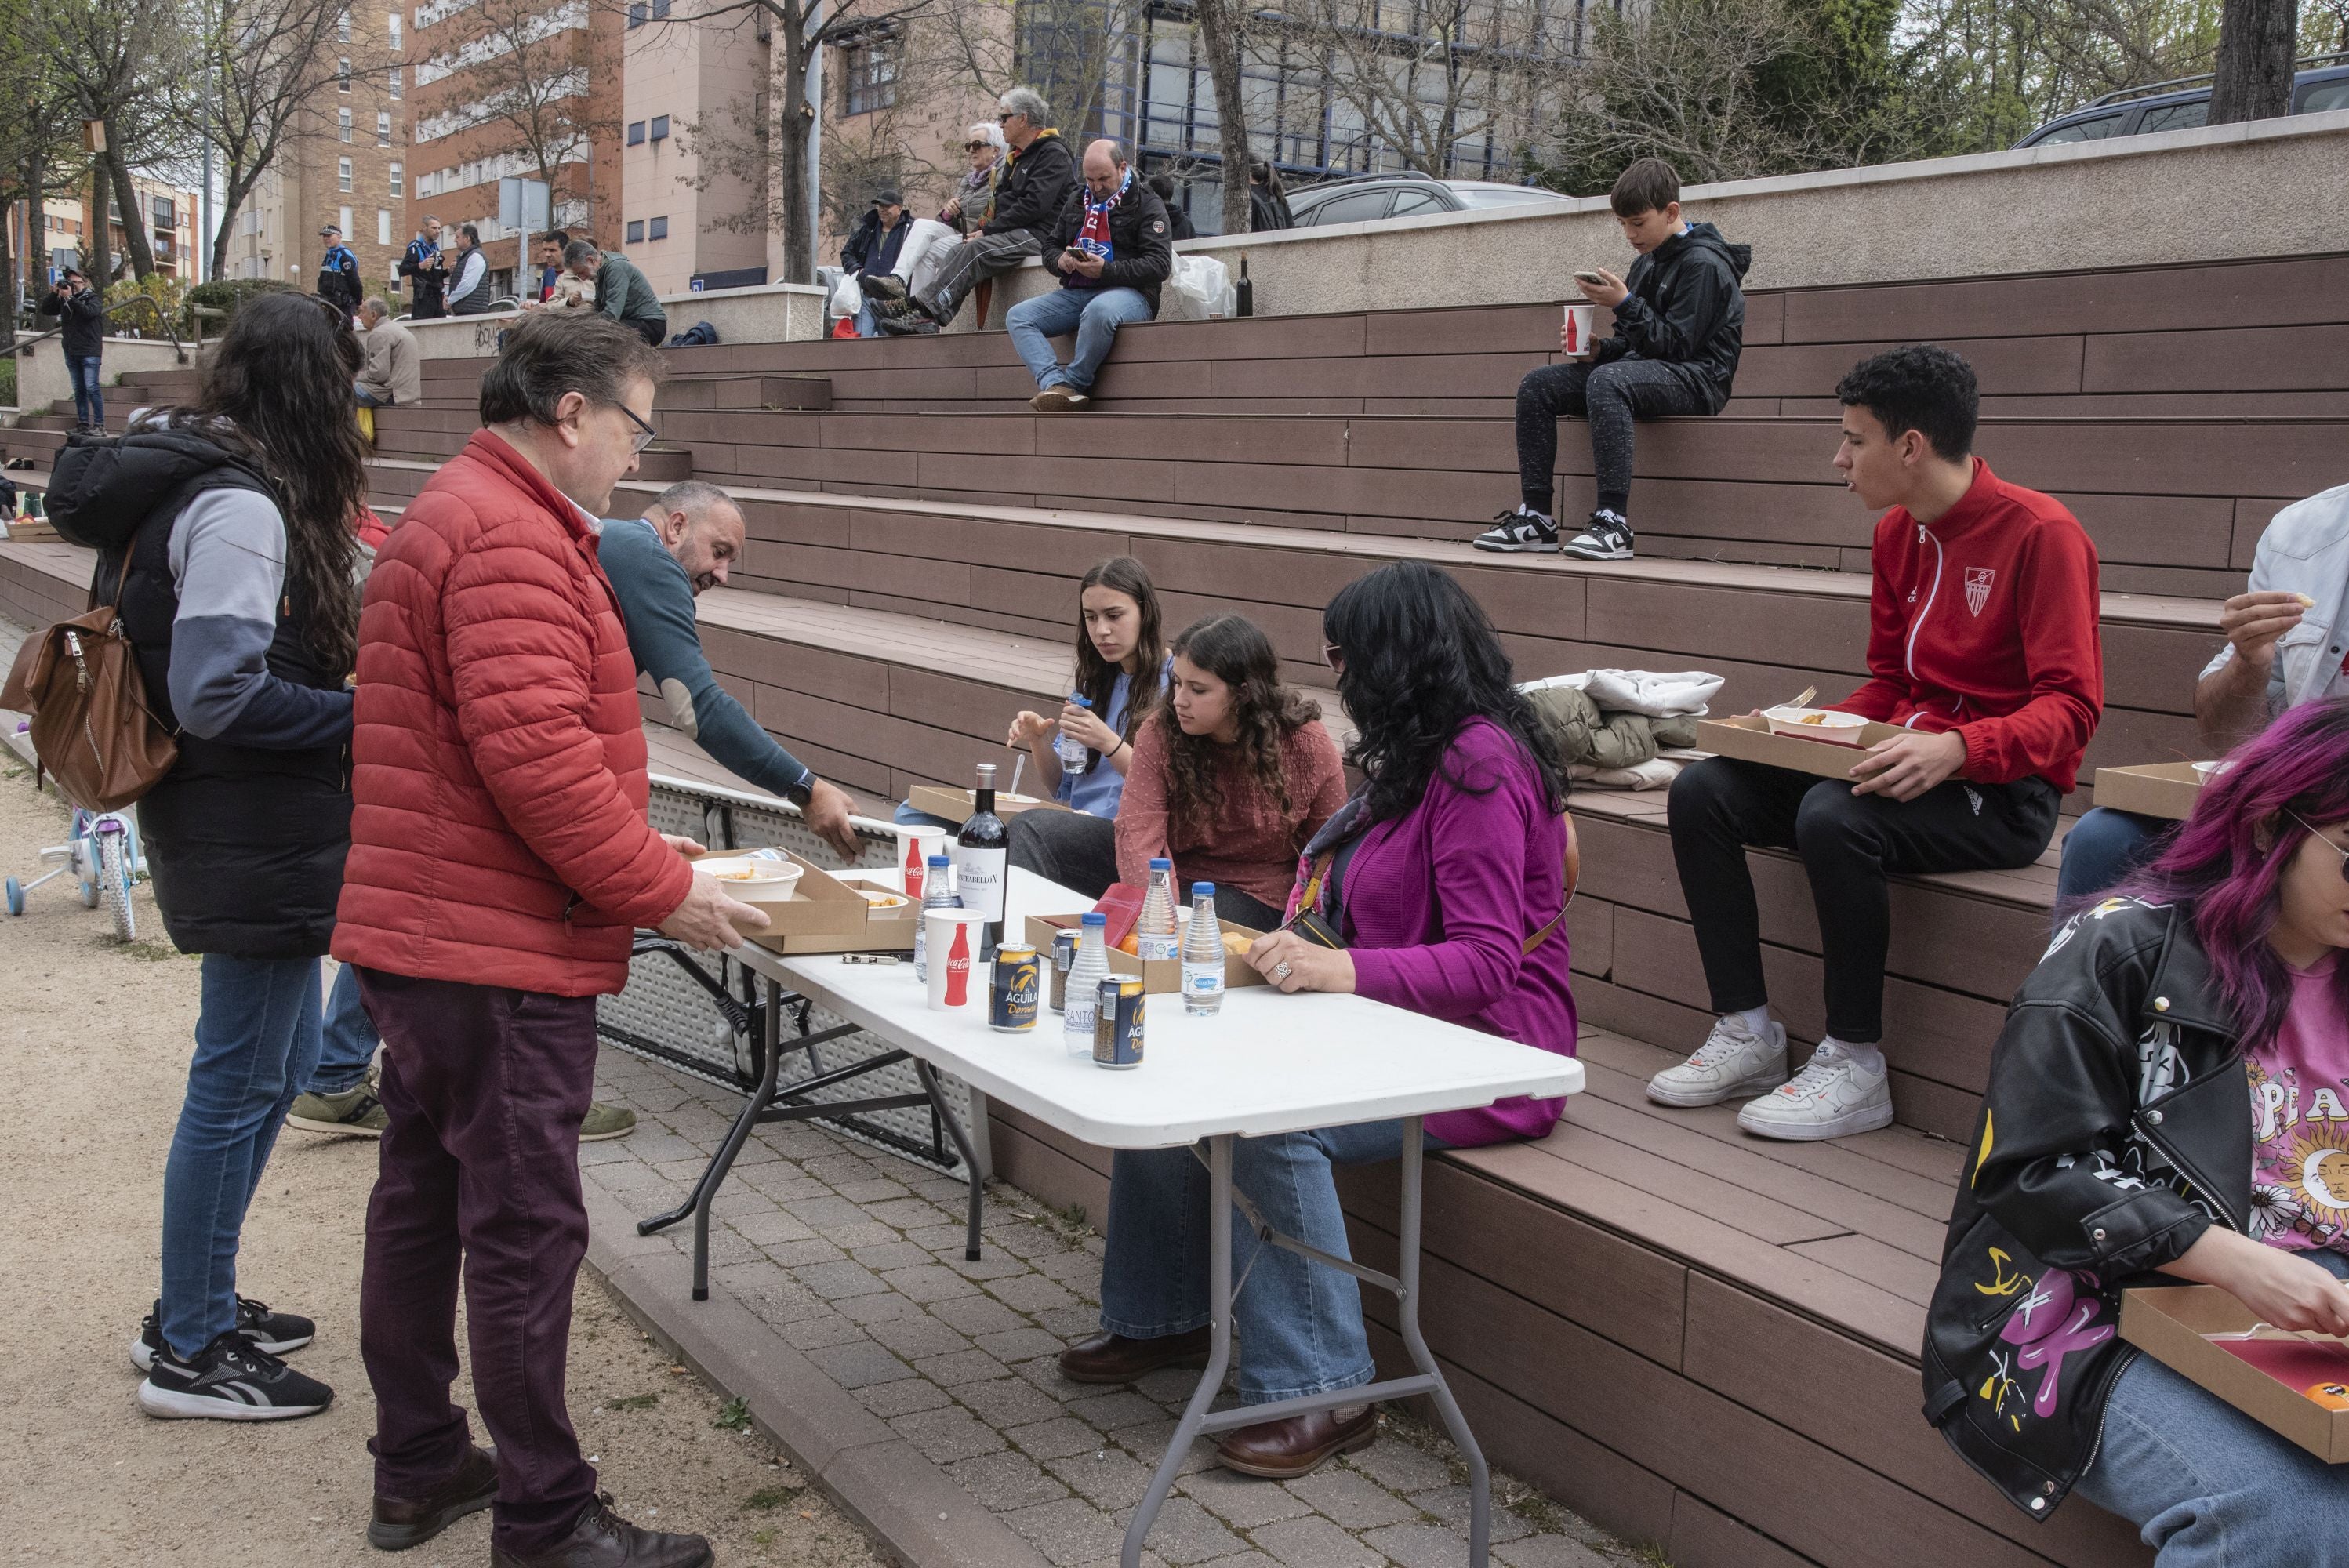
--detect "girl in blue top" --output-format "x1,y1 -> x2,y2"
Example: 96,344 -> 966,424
1007,556 -> 1168,896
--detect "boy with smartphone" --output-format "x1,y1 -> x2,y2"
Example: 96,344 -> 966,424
1476,158 -> 1751,561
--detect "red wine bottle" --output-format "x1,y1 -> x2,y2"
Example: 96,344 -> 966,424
953,762 -> 1009,960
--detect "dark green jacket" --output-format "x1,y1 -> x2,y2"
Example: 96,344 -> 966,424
596,253 -> 666,326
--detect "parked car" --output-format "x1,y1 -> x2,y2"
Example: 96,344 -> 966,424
1284,175 -> 1576,229
2017,52 -> 2349,147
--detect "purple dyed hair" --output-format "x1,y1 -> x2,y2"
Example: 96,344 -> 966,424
2115,699 -> 2349,1051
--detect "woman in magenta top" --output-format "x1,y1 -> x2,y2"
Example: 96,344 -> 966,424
1055,561 -> 1574,1483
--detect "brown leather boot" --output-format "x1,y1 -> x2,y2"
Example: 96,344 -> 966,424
368,1443 -> 499,1550
488,1494 -> 713,1568
1214,1405 -> 1377,1479
1057,1326 -> 1213,1385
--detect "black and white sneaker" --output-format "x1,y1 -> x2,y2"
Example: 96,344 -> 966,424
130,1295 -> 314,1374
139,1329 -> 334,1421
1562,509 -> 1636,561
1472,506 -> 1559,554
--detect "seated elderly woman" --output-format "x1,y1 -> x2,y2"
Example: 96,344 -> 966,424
1925,698 -> 2349,1563
1057,562 -> 1578,1479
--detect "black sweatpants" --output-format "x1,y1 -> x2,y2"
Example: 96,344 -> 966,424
1007,808 -> 1284,930
1666,757 -> 2059,1044
1517,356 -> 1708,519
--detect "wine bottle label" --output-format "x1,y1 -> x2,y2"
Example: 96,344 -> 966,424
952,845 -> 1007,919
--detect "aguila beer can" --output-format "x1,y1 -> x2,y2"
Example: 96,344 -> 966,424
1092,978 -> 1145,1069
989,945 -> 1040,1033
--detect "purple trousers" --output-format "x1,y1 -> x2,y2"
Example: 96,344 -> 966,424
357,968 -> 600,1555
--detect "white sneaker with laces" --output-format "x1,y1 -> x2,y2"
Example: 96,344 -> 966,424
1646,1016 -> 1788,1107
1736,1040 -> 1895,1141
1472,506 -> 1559,554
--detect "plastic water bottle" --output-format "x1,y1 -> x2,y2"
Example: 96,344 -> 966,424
1063,911 -> 1110,1058
1055,694 -> 1093,779
1135,858 -> 1179,961
1182,882 -> 1225,1015
912,855 -> 959,982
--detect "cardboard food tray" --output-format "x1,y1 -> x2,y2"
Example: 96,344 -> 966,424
1693,713 -> 1908,780
906,785 -> 1071,826
1024,913 -> 1269,995
2091,761 -> 2208,823
2121,1285 -> 2349,1463
702,847 -> 919,954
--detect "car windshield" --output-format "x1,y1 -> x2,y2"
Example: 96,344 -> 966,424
1452,187 -> 1567,209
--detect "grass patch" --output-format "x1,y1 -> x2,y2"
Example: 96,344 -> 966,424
605,1392 -> 660,1410
743,1484 -> 804,1511
714,1395 -> 753,1431
100,935 -> 184,962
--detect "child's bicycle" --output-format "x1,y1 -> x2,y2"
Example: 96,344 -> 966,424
5,804 -> 146,942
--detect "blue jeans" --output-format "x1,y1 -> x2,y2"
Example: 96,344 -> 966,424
309,961 -> 380,1094
1098,1120 -> 1444,1404
1006,285 -> 1152,394
2055,807 -> 2169,906
354,382 -> 392,408
894,799 -> 960,831
65,354 -> 103,427
159,954 -> 324,1357
2076,1248 -> 2349,1563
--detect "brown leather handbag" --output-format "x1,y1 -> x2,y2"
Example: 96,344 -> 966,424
0,546 -> 178,811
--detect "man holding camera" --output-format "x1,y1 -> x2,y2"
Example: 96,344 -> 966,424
38,268 -> 107,435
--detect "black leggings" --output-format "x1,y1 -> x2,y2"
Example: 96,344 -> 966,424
1516,357 -> 1708,518
1667,757 -> 2059,1043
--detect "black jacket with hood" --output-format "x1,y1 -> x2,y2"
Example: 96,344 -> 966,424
1925,897 -> 2253,1521
984,130 -> 1077,237
38,284 -> 107,358
1038,174 -> 1174,318
1588,221 -> 1751,412
50,426 -> 354,958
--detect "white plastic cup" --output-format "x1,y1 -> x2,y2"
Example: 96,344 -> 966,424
1563,303 -> 1595,357
924,909 -> 990,1012
895,827 -> 948,898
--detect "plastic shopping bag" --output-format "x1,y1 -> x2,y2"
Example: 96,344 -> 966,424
1160,254 -> 1235,321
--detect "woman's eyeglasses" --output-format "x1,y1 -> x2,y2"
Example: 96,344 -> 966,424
2291,812 -> 2349,884
1320,641 -> 1343,671
966,140 -> 991,151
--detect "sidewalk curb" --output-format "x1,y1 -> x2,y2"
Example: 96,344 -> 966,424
581,1180 -> 1054,1568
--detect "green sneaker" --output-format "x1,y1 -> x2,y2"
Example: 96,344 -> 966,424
287,1085 -> 389,1137
580,1102 -> 637,1142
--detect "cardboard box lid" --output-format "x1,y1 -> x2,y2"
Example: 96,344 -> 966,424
1694,714 -> 1905,782
906,784 -> 1070,825
2091,761 -> 2209,823
2122,1285 -> 2349,1463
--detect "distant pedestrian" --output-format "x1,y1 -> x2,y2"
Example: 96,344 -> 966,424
1149,174 -> 1196,241
1247,161 -> 1293,232
443,223 -> 493,316
400,216 -> 448,318
36,267 -> 106,433
354,298 -> 421,408
566,239 -> 668,347
317,223 -> 362,318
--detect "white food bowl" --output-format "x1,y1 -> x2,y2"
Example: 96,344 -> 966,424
2191,759 -> 2234,782
698,855 -> 805,903
1762,706 -> 1870,743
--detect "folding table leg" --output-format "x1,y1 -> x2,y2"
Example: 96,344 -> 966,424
1396,1117 -> 1490,1566
916,1058 -> 987,1261
1123,1134 -> 1233,1568
687,975 -> 786,1301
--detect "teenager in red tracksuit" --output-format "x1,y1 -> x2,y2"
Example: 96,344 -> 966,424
1650,346 -> 2102,1142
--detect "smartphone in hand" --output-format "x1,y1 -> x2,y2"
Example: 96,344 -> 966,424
1574,270 -> 1609,287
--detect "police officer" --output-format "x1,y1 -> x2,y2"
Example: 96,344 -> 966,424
399,215 -> 447,319
317,223 -> 361,319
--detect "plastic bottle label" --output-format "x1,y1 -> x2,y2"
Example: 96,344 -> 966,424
1136,932 -> 1180,962
1182,964 -> 1222,996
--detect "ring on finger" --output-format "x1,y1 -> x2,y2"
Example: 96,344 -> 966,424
1272,961 -> 1292,980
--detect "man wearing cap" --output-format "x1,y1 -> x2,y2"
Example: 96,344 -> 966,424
318,224 -> 362,319
841,191 -> 912,279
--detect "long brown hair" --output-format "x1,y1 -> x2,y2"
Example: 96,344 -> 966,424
1158,612 -> 1318,839
1073,555 -> 1164,745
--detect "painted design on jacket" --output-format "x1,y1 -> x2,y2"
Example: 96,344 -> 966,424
2000,1269 -> 2115,1419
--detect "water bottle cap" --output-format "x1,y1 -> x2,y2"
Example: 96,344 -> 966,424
1068,692 -> 1092,708
1149,857 -> 1171,870
1192,883 -> 1214,897
1081,911 -> 1107,925
927,854 -> 951,866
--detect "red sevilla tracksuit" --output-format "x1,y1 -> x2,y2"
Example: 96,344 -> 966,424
1829,459 -> 2103,791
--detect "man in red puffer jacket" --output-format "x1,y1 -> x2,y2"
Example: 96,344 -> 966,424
332,314 -> 764,1568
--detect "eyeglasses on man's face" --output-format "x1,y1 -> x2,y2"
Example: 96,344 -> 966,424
619,403 -> 659,454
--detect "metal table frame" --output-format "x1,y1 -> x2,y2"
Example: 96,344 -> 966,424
631,939 -> 987,1298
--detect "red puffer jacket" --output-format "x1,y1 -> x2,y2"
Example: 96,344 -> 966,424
332,430 -> 693,996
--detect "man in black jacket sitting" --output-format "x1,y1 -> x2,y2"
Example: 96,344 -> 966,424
1004,140 -> 1172,412
37,268 -> 107,434
866,86 -> 1075,329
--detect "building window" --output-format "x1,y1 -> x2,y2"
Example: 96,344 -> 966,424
376,208 -> 390,244
153,195 -> 175,227
339,205 -> 354,238
387,12 -> 401,49
378,109 -> 392,144
339,107 -> 354,141
843,34 -> 898,115
338,56 -> 351,90
626,1 -> 644,24
649,115 -> 669,141
626,218 -> 644,243
389,65 -> 401,98
649,216 -> 668,240
339,157 -> 354,191
337,8 -> 350,40
390,160 -> 404,195
626,120 -> 645,145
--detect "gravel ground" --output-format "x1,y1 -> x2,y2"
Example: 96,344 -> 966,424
0,762 -> 883,1568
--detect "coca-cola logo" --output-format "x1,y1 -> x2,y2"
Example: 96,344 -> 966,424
944,924 -> 971,1006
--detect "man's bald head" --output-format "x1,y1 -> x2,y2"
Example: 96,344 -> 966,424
1082,139 -> 1127,200
644,480 -> 746,594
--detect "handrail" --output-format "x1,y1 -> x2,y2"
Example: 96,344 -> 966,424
4,293 -> 191,365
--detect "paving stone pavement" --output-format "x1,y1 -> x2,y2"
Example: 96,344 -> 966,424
586,1045 -> 1650,1568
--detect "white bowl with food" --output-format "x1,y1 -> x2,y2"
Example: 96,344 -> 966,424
697,855 -> 805,904
1762,706 -> 1871,744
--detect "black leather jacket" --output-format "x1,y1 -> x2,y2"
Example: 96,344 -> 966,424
1925,898 -> 2250,1521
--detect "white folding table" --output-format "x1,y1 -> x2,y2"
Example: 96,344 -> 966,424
713,868 -> 1582,1568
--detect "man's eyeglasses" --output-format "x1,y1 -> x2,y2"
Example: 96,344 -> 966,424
1321,641 -> 1344,672
620,404 -> 659,454
997,112 -> 1018,124
2290,812 -> 2349,884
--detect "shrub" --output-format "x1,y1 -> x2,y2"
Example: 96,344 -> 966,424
185,277 -> 298,336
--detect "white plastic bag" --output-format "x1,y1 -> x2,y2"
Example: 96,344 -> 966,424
828,272 -> 864,319
1160,254 -> 1234,321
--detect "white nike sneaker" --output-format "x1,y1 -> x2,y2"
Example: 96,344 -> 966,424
1736,1040 -> 1895,1141
1646,1016 -> 1788,1107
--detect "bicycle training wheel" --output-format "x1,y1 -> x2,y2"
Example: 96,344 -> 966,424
99,831 -> 135,942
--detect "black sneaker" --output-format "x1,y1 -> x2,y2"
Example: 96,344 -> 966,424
138,1328 -> 334,1421
859,274 -> 907,301
1562,508 -> 1635,561
1472,506 -> 1559,554
130,1295 -> 314,1373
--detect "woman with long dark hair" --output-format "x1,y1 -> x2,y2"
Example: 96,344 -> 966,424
51,291 -> 368,1420
1926,699 -> 2349,1556
1112,610 -> 1345,929
1058,564 -> 1574,1482
1005,556 -> 1169,892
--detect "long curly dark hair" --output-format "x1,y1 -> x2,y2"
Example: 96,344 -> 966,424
1323,562 -> 1566,824
1159,612 -> 1319,839
171,292 -> 368,670
1073,555 -> 1164,745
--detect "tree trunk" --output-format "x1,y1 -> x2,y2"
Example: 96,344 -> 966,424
776,5 -> 814,284
2209,0 -> 2299,123
1193,0 -> 1253,235
102,132 -> 155,281
86,155 -> 111,288
212,162 -> 260,281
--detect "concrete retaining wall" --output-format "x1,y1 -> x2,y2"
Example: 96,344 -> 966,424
9,335 -> 194,418
402,280 -> 829,360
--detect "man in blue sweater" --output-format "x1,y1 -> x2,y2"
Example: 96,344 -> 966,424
289,479 -> 864,1137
